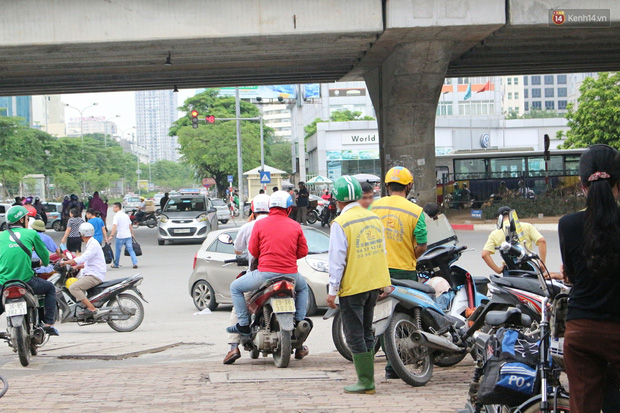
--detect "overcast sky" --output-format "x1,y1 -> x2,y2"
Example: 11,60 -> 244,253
61,89 -> 196,136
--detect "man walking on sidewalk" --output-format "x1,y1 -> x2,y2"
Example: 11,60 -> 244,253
107,202 -> 138,269
327,176 -> 391,394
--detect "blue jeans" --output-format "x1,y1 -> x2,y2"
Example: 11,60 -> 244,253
230,270 -> 308,326
114,237 -> 137,266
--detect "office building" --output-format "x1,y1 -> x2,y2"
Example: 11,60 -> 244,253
0,96 -> 32,125
31,95 -> 65,136
67,116 -> 117,137
135,90 -> 179,163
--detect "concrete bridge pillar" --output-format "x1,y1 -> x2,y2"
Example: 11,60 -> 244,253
365,41 -> 452,205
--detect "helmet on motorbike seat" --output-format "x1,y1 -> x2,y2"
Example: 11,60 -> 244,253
6,205 -> 29,224
65,277 -> 79,289
78,222 -> 95,237
251,194 -> 270,213
269,191 -> 293,209
385,166 -> 413,185
333,176 -> 362,202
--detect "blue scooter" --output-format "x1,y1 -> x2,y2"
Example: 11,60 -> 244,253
373,244 -> 488,387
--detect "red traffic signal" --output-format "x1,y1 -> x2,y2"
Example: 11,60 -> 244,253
191,110 -> 199,129
205,115 -> 215,124
191,110 -> 199,118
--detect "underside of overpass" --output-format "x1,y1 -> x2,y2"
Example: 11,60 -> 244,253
1,0 -> 619,202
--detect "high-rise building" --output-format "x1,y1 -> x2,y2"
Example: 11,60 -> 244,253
0,96 -> 32,125
135,90 -> 179,163
520,73 -> 594,114
67,116 -> 117,137
31,95 -> 65,136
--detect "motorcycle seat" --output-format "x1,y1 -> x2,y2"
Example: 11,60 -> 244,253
485,307 -> 532,328
391,279 -> 436,295
89,278 -> 126,291
490,274 -> 561,297
472,276 -> 490,286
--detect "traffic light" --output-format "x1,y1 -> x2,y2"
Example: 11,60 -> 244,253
205,115 -> 215,124
191,110 -> 199,129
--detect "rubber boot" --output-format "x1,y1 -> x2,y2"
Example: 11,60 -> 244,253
344,351 -> 376,394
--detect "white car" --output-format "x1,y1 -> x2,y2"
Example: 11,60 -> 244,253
0,203 -> 13,231
211,198 -> 231,224
123,196 -> 142,213
187,227 -> 329,316
157,195 -> 219,245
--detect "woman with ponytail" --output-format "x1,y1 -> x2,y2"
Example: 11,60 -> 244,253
559,144 -> 620,413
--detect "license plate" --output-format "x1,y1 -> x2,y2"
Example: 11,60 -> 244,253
175,229 -> 191,233
5,301 -> 27,316
271,298 -> 295,313
373,299 -> 393,322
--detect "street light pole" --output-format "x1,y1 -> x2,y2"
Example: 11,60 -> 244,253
235,87 -> 244,219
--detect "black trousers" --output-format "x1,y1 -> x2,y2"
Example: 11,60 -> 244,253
26,276 -> 56,325
339,289 -> 380,354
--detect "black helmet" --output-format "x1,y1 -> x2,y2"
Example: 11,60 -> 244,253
497,206 -> 511,217
70,194 -> 78,201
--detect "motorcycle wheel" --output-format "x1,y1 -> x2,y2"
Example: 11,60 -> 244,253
146,217 -> 157,228
384,312 -> 433,387
306,211 -> 318,225
107,293 -> 144,332
434,352 -> 467,367
0,375 -> 7,398
332,310 -> 380,362
13,321 -> 31,367
272,320 -> 291,368
131,221 -> 140,229
332,310 -> 353,362
519,396 -> 570,413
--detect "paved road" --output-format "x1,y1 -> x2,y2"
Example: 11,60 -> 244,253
0,218 -> 562,411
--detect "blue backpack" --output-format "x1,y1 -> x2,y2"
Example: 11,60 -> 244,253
477,328 -> 540,406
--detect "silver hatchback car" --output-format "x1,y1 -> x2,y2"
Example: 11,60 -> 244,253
157,195 -> 218,245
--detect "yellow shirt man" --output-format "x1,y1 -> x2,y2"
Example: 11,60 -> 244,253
481,220 -> 546,274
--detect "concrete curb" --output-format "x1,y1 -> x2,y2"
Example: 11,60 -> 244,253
453,223 -> 558,231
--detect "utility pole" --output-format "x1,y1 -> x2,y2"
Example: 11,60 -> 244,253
235,87 -> 244,219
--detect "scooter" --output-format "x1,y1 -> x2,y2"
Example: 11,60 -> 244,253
0,258 -> 51,367
48,257 -> 147,332
221,248 -> 312,368
129,209 -> 157,229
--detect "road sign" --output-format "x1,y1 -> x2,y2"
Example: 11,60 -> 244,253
471,209 -> 482,219
227,175 -> 234,183
136,169 -> 142,174
138,180 -> 149,190
259,171 -> 271,184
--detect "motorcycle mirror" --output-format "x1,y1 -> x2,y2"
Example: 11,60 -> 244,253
217,233 -> 233,245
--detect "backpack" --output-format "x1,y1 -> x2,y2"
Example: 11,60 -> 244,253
477,328 -> 540,406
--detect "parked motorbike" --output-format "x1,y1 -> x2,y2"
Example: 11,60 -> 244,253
49,256 -> 147,332
319,198 -> 338,227
129,209 -> 157,229
220,235 -> 312,368
0,260 -> 51,366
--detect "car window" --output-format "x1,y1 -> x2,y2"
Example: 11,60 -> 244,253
303,229 -> 330,254
127,197 -> 140,203
212,199 -> 226,207
206,232 -> 238,253
0,205 -> 5,213
163,197 -> 206,212
44,204 -> 56,212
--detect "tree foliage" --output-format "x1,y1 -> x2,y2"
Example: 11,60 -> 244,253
558,72 -> 620,149
304,109 -> 375,139
172,89 -> 281,193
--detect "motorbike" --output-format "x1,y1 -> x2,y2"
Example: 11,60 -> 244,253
48,256 -> 147,332
0,258 -> 51,367
459,244 -> 572,413
219,235 -> 312,368
129,209 -> 157,229
319,198 -> 338,227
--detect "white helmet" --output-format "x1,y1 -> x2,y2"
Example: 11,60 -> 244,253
269,191 -> 293,209
251,194 -> 270,213
78,222 -> 95,237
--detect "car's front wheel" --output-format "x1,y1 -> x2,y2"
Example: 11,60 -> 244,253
192,280 -> 218,311
220,220 -> 228,224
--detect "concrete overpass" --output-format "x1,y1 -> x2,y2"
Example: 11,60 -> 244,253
1,0 -> 619,202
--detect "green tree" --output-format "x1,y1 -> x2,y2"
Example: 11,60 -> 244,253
304,109 -> 375,139
150,160 -> 197,190
171,89 -> 274,193
268,141 -> 293,174
558,72 -> 620,149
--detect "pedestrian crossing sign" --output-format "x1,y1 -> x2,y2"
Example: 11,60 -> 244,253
259,171 -> 271,184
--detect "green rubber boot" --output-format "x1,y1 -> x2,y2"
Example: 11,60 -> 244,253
344,351 -> 376,394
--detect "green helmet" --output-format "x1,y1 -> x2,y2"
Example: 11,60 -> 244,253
333,176 -> 362,202
6,205 -> 28,224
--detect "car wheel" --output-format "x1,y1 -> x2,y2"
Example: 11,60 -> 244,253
192,280 -> 218,311
220,220 -> 228,224
158,239 -> 165,245
305,287 -> 318,317
52,220 -> 62,232
0,222 -> 6,231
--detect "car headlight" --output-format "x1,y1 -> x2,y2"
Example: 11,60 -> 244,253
307,258 -> 329,273
196,213 -> 208,222
159,214 -> 169,223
